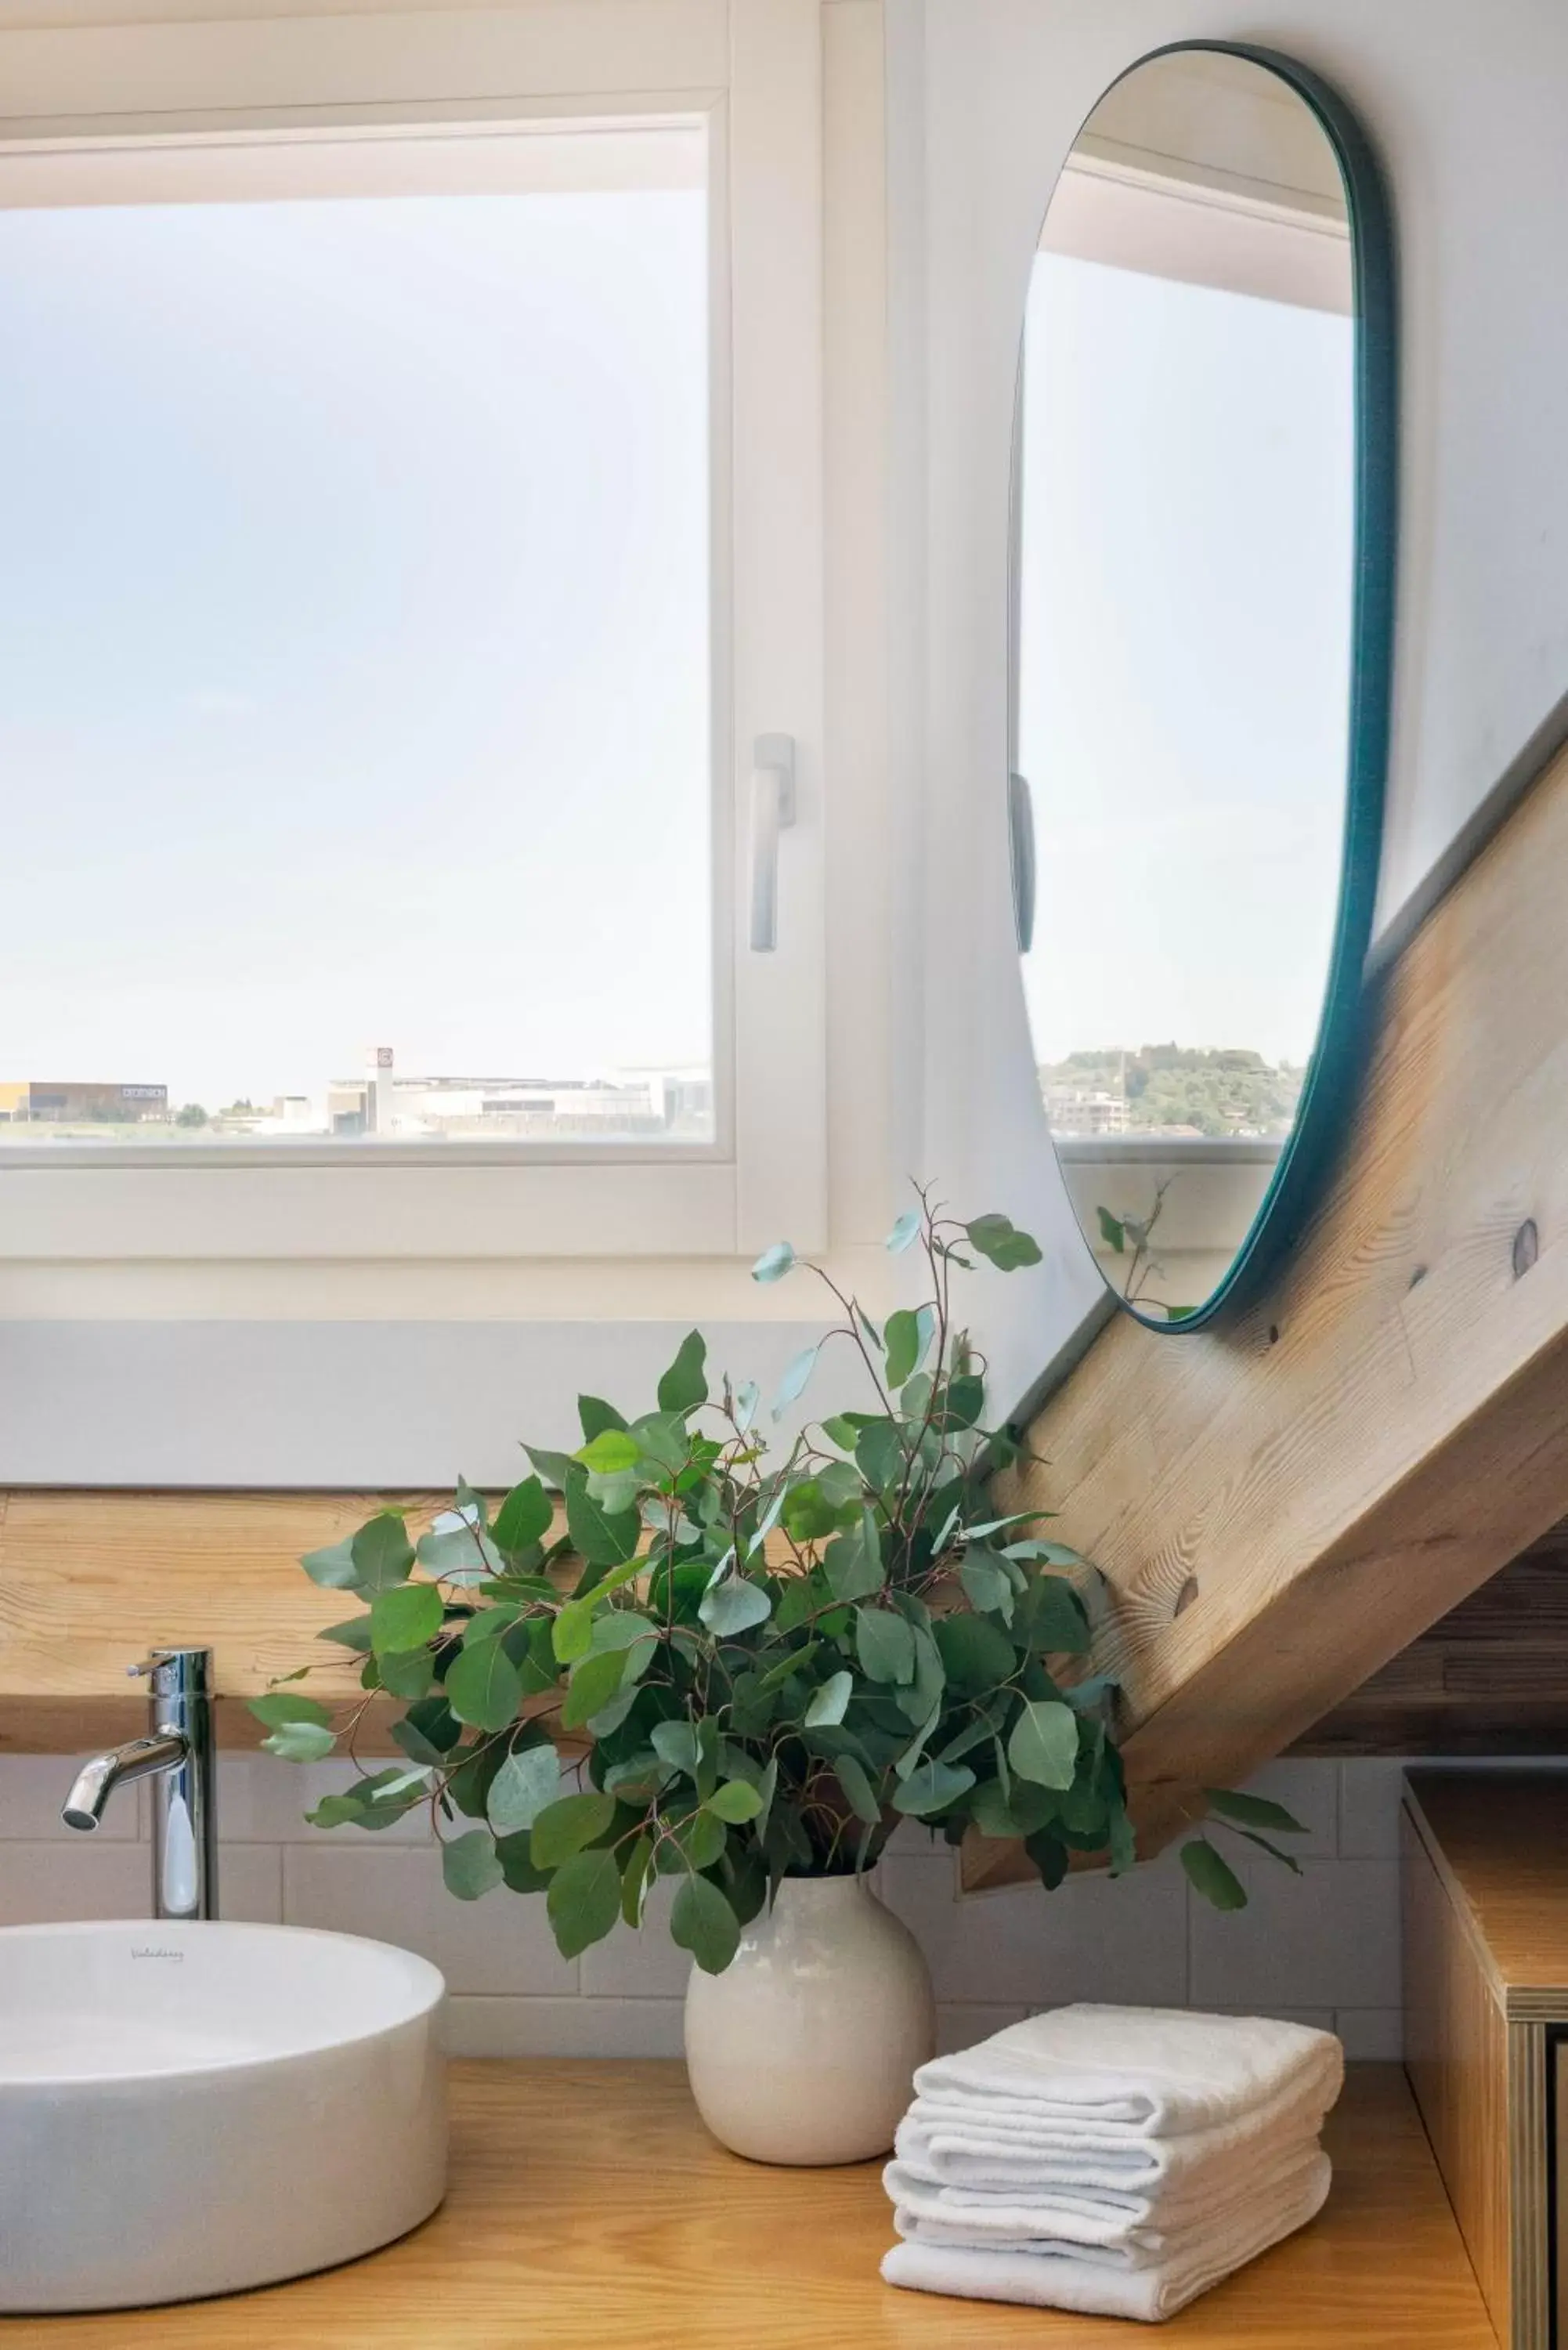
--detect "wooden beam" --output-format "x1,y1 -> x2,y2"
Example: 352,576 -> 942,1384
0,1489 -> 443,1753
968,733 -> 1568,1889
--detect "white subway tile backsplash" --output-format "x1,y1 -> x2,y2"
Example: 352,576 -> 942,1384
283,1844 -> 576,1998
1190,1857 -> 1400,2012
219,1844 -> 286,1924
880,1848 -> 1189,2009
580,1876 -> 694,2000
1241,1760 -> 1339,1858
0,1839 -> 152,1923
1335,2007 -> 1404,2060
935,2005 -> 1028,2054
219,1755 -> 438,1845
1336,1759 -> 1414,1860
0,1755 -> 1476,2056
445,1997 -> 687,2059
1202,2005 -> 1335,2033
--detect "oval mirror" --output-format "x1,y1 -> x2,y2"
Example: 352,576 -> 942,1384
1011,45 -> 1393,1328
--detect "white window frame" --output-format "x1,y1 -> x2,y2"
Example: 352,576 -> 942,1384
0,0 -> 826,1263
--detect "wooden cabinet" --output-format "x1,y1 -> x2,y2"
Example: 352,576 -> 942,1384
1403,1770 -> 1568,2348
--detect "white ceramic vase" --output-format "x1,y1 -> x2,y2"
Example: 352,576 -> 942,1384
683,1872 -> 935,2165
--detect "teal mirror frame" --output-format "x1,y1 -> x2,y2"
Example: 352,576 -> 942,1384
1013,42 -> 1397,1333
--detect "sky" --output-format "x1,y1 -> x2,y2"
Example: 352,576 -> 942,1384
1017,249 -> 1355,1071
0,145 -> 1353,1121
0,163 -> 711,1110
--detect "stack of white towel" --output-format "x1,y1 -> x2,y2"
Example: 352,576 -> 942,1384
881,2005 -> 1343,2324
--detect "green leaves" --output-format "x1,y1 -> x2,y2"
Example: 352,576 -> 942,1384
575,1428 -> 641,1477
934,1611 -> 1017,1691
657,1330 -> 709,1415
277,1191 -> 1314,1979
444,1639 -> 524,1734
531,1791 -> 618,1869
772,1342 -> 821,1415
803,1670 -> 853,1728
854,1606 -> 915,1685
891,1759 -> 976,1816
262,1719 -> 337,1762
486,1745 -> 562,1836
577,1394 -> 628,1444
959,1549 -> 1014,1622
302,1538 -> 361,1591
670,1875 -> 741,1974
824,1512 -> 885,1603
1203,1788 -> 1309,1837
1181,1837 -> 1248,1911
252,1684 -> 338,1755
350,1512 -> 417,1592
833,1753 -> 883,1825
699,1574 -> 773,1636
547,1849 -> 623,1957
369,1582 -> 443,1655
965,1213 -> 1042,1272
417,1524 -> 501,1585
1007,1697 -> 1080,1790
782,1478 -> 846,1545
970,1776 -> 1060,1840
300,1504 -> 450,1595
1195,1788 -> 1308,1884
883,1305 -> 934,1390
560,1645 -> 627,1731
564,1472 -> 641,1571
706,1779 -> 764,1824
442,1829 -> 503,1901
1013,1573 -> 1091,1656
1096,1206 -> 1126,1255
248,1690 -> 331,1730
650,1719 -> 703,1777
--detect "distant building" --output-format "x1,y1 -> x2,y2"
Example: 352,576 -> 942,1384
323,1057 -> 713,1140
2,1080 -> 168,1124
1045,1084 -> 1129,1137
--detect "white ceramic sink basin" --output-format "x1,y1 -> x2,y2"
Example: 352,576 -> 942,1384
0,1919 -> 446,2312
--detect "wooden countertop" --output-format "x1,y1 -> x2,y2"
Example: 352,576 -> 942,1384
1406,1770 -> 1568,2008
0,2063 -> 1495,2348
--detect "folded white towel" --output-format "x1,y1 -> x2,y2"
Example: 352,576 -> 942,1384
894,2058 -> 1336,2193
885,2134 -> 1328,2255
912,2006 -> 1341,2142
881,2148 -> 1331,2323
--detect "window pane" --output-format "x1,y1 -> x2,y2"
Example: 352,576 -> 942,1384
0,129 -> 713,1146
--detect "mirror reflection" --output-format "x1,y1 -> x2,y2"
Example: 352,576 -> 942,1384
1013,49 -> 1357,1323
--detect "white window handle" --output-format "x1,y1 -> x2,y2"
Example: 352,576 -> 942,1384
749,733 -> 797,952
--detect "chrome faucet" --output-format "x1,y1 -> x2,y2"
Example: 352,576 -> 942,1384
63,1647 -> 219,1921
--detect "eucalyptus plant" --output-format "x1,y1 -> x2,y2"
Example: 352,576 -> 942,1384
256,1191 -> 1303,1971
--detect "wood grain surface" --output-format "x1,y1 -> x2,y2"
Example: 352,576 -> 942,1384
973,735 -> 1568,1888
8,1478 -> 1568,1766
0,2063 -> 1498,2348
0,1489 -> 455,1752
1404,1799 -> 1512,2339
1299,1528 -> 1568,1755
1404,1773 -> 1568,2011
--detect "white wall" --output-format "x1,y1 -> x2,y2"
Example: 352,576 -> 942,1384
900,0 -> 1568,1410
0,1750 -> 1410,2059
